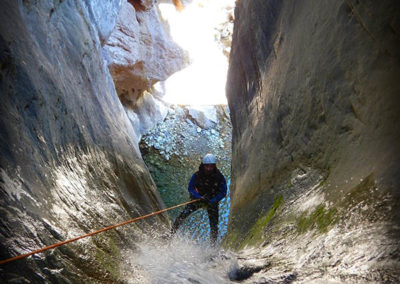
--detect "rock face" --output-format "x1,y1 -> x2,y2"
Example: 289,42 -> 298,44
105,0 -> 186,96
124,90 -> 170,141
104,0 -> 187,138
0,0 -> 169,282
226,0 -> 400,281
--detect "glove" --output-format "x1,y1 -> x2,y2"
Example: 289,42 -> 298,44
200,196 -> 211,205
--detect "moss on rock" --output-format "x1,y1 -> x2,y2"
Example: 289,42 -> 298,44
222,228 -> 240,249
296,204 -> 337,234
225,195 -> 283,250
93,232 -> 122,281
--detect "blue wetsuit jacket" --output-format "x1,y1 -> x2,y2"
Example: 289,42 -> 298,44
188,171 -> 227,204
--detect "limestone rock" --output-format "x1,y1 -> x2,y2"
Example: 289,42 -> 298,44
103,0 -> 186,139
83,0 -> 123,44
104,0 -> 186,102
185,106 -> 219,130
125,91 -> 170,140
226,0 -> 400,281
0,1 -> 167,282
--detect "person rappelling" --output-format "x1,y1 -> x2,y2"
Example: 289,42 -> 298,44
170,153 -> 227,245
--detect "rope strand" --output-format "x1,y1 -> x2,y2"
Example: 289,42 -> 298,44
0,199 -> 199,265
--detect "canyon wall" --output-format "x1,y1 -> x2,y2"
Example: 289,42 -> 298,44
226,0 -> 400,281
0,0 -> 181,282
104,0 -> 186,139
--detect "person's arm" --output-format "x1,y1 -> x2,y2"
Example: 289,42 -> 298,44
209,176 -> 227,204
188,174 -> 202,199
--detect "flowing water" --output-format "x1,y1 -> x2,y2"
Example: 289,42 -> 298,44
118,227 -> 399,284
115,173 -> 400,284
130,236 -> 237,284
115,181 -> 238,284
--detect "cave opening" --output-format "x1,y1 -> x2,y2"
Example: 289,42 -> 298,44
156,0 -> 233,105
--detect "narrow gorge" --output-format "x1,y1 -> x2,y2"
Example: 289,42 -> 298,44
1,0 -> 399,283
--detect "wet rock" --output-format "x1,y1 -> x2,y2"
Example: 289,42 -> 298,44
226,0 -> 400,282
228,260 -> 271,281
0,0 -> 167,282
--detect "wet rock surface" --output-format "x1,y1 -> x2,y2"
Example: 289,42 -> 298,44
0,0 -> 169,282
139,105 -> 232,240
228,258 -> 271,281
225,0 -> 400,282
224,169 -> 400,282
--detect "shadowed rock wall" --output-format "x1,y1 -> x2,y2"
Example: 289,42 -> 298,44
0,0 -> 169,282
226,0 -> 400,280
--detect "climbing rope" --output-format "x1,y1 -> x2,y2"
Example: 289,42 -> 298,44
0,199 -> 200,265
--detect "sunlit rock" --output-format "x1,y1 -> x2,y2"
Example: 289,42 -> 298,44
103,0 -> 187,139
125,91 -> 170,140
104,0 -> 187,104
186,106 -> 219,130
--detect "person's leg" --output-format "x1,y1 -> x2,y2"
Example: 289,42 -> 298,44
207,203 -> 219,245
171,202 -> 200,235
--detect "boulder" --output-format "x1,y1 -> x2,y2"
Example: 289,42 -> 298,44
185,106 -> 219,129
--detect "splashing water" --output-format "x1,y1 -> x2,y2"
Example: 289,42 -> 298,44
129,236 -> 237,283
181,180 -> 231,245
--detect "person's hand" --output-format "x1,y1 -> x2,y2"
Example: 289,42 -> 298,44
200,196 -> 210,204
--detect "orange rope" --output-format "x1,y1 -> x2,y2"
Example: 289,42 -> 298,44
0,199 -> 200,265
